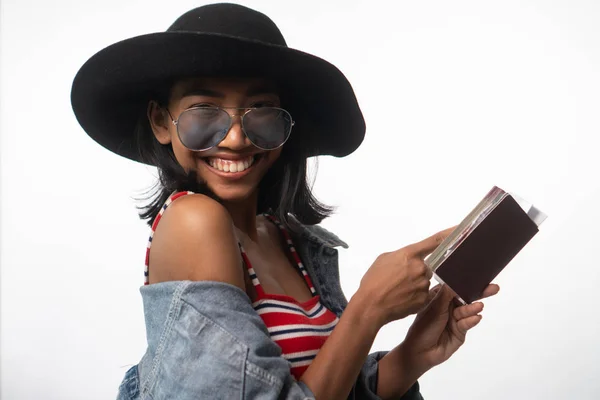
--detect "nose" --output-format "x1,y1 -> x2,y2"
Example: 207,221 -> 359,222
217,113 -> 252,150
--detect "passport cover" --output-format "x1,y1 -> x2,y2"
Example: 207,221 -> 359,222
425,187 -> 545,304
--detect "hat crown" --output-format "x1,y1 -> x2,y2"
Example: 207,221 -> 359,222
168,3 -> 287,47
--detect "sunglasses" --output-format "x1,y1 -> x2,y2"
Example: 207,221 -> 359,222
168,106 -> 295,152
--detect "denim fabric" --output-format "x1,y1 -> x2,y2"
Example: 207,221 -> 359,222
117,217 -> 423,400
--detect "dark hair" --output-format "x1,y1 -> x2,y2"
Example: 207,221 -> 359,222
134,83 -> 333,231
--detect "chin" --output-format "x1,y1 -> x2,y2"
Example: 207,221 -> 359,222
208,184 -> 258,205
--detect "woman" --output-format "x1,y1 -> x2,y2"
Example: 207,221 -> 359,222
71,3 -> 498,399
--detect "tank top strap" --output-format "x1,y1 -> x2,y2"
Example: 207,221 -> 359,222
263,214 -> 317,296
238,243 -> 267,297
144,191 -> 194,285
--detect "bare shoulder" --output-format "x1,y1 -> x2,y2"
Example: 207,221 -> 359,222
161,194 -> 233,235
148,194 -> 245,289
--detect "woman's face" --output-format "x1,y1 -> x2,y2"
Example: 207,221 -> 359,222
150,77 -> 284,203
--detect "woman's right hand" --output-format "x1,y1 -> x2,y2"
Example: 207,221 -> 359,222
356,228 -> 455,328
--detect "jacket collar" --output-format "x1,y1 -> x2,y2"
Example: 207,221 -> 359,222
287,214 -> 349,249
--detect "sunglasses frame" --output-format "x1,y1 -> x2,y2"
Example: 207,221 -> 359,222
167,106 -> 295,152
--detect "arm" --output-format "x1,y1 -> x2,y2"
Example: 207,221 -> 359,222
145,195 -> 312,399
376,345 -> 428,400
149,195 -> 383,399
149,195 -> 447,399
297,289 -> 383,399
350,351 -> 423,400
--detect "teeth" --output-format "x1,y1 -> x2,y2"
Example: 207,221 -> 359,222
207,155 -> 256,173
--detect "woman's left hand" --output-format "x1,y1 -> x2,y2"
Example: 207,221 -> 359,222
401,283 -> 500,371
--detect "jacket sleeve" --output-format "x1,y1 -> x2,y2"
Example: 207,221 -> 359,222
137,280 -> 315,400
350,351 -> 424,400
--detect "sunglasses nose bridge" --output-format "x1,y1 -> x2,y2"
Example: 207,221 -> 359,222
226,108 -> 249,121
225,108 -> 253,137
218,109 -> 252,149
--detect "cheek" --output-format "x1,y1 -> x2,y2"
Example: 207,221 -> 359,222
264,148 -> 283,168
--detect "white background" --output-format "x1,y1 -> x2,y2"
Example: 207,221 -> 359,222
2,0 -> 599,399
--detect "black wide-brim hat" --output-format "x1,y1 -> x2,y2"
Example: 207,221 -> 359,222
71,3 -> 365,164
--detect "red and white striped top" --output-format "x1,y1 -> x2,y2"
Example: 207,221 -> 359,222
241,214 -> 339,380
144,192 -> 339,380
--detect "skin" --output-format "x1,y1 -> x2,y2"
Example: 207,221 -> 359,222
146,76 -> 499,399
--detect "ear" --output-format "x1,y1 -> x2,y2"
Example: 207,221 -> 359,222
148,101 -> 172,145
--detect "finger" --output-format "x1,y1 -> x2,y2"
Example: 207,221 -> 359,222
408,227 -> 456,258
456,314 -> 483,333
453,302 -> 484,320
424,263 -> 433,280
481,284 -> 500,299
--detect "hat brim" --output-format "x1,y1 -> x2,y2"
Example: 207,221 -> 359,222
70,31 -> 365,164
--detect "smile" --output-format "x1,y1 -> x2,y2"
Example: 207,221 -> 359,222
204,154 -> 260,173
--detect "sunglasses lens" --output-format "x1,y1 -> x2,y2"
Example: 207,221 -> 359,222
244,108 -> 293,150
177,107 -> 230,151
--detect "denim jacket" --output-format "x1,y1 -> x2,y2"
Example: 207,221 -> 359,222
117,217 -> 424,400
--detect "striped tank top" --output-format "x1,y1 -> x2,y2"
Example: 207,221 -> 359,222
144,192 -> 339,380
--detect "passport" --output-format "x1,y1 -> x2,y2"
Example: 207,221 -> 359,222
425,186 -> 547,304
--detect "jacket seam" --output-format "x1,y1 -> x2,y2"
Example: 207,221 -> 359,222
245,360 -> 283,389
179,297 -> 252,400
179,298 -> 249,349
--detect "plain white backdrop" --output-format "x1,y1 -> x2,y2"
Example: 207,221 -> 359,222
2,0 -> 599,399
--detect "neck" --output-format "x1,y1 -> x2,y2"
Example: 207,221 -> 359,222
222,192 -> 260,241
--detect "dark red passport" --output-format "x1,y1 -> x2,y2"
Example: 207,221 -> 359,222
426,187 -> 545,304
